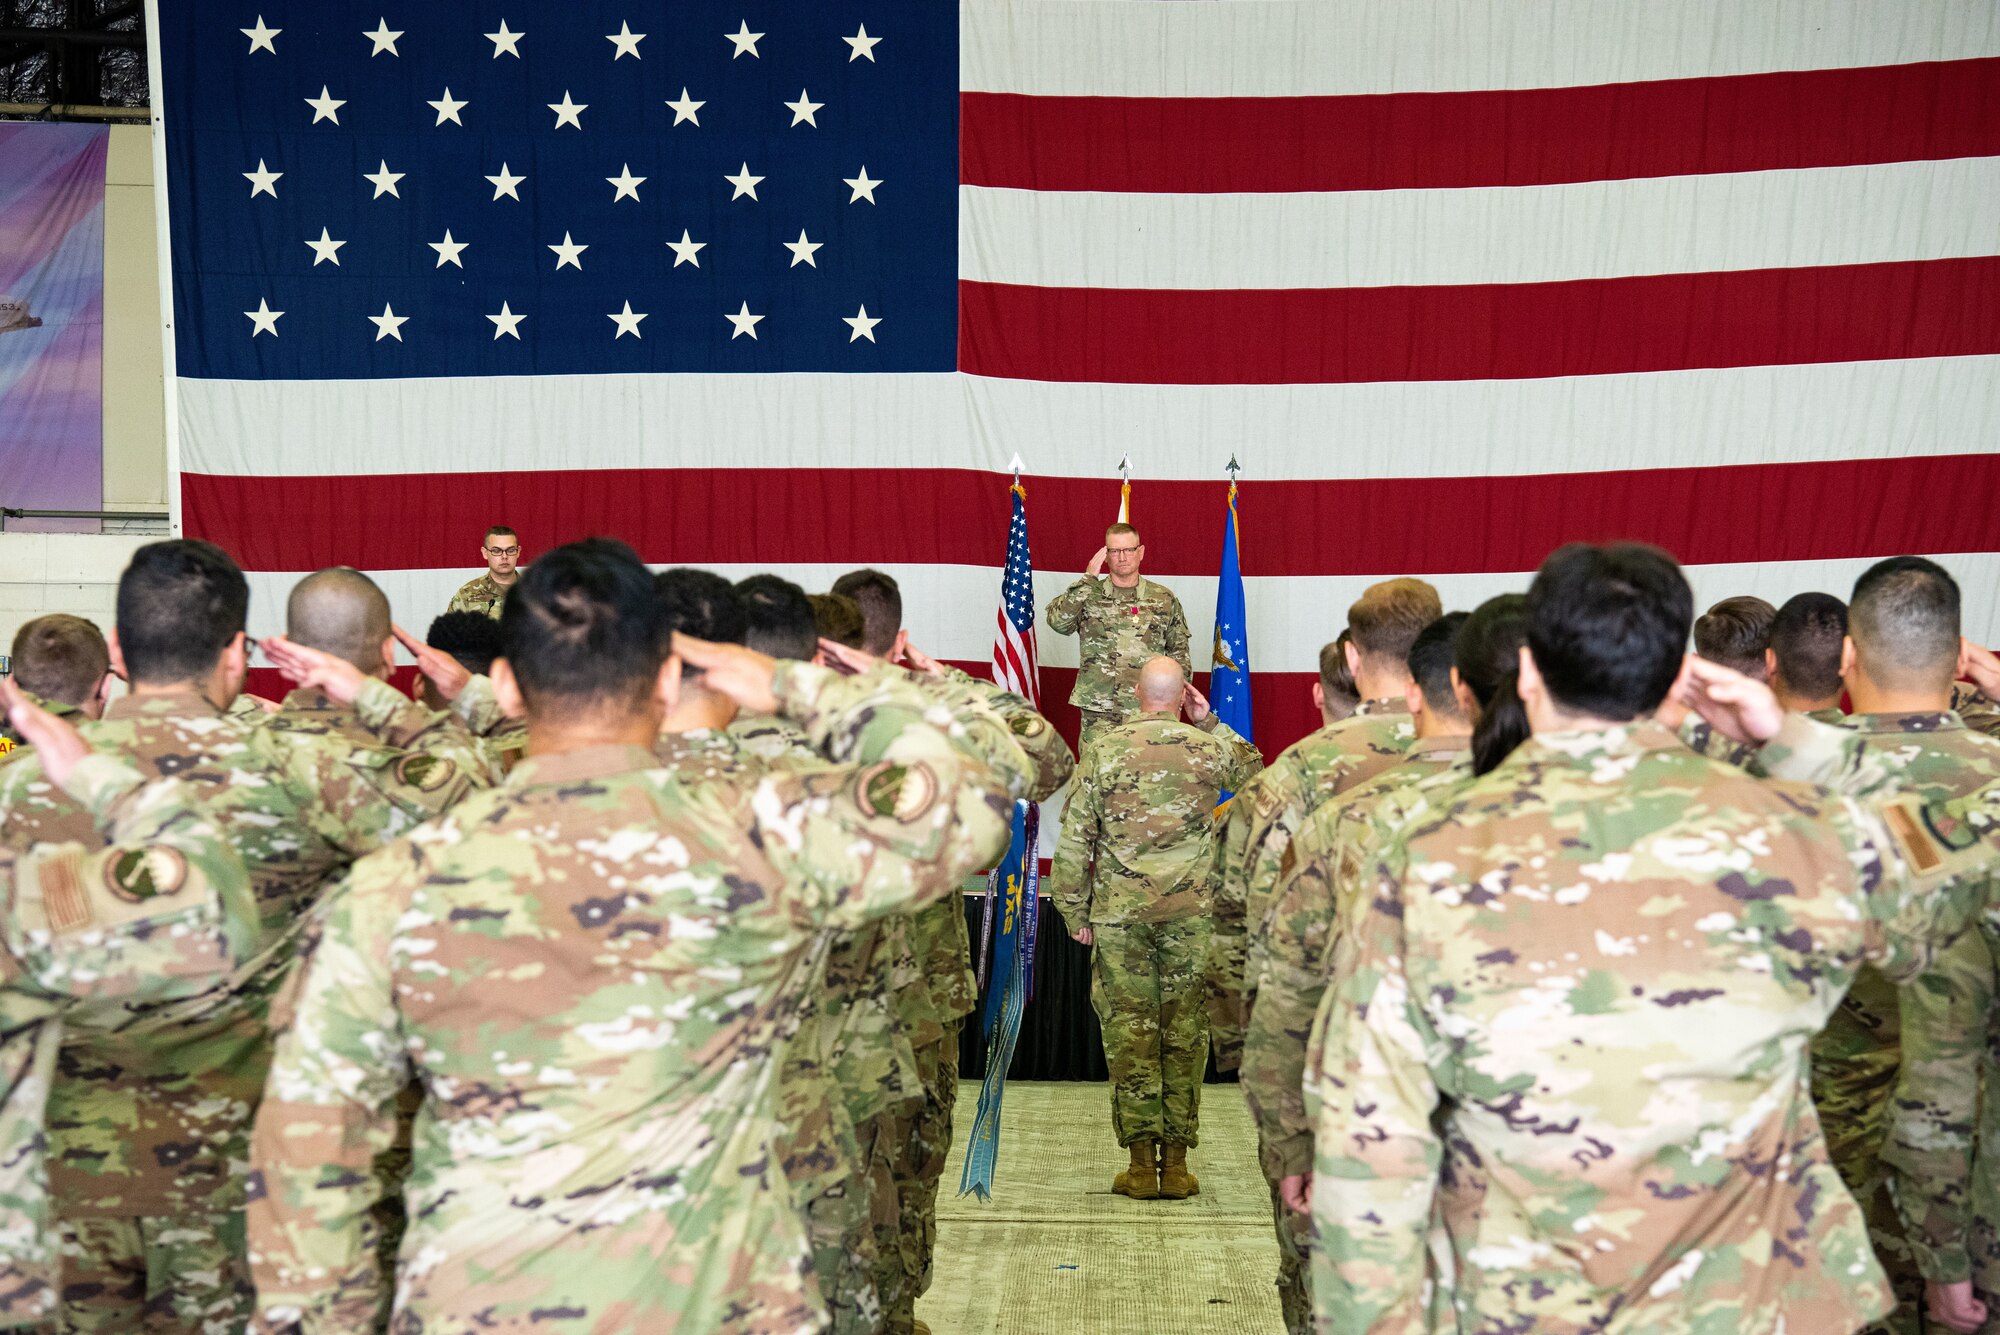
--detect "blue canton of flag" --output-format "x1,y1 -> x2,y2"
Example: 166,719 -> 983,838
1212,479 -> 1253,800
155,1 -> 957,380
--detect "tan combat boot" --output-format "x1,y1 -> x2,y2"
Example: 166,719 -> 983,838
1112,1138 -> 1160,1199
1159,1144 -> 1200,1199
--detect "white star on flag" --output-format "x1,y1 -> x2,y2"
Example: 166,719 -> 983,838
843,305 -> 881,342
243,159 -> 282,198
429,230 -> 468,268
607,165 -> 646,202
843,23 -> 880,61
725,301 -> 764,339
244,299 -> 283,337
369,303 -> 408,342
364,160 -> 405,198
607,22 -> 644,59
666,230 -> 705,268
844,167 -> 881,204
725,163 -> 764,201
666,88 -> 704,126
487,302 -> 526,340
609,302 -> 648,339
784,229 -> 823,268
485,21 -> 523,57
240,16 -> 279,54
305,228 -> 346,265
548,232 -> 588,270
724,20 -> 763,58
363,19 -> 402,56
428,89 -> 468,126
549,91 -> 587,130
485,163 -> 525,201
784,89 -> 823,127
305,86 -> 346,124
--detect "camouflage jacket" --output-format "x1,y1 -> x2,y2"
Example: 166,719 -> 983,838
1209,700 -> 1415,1052
1050,711 -> 1261,932
1950,683 -> 2000,740
909,667 -> 1075,1032
1043,575 -> 1191,721
446,674 -> 531,781
1681,707 -> 1845,768
653,726 -> 860,1209
0,758 -> 258,1328
1241,737 -> 1469,1180
445,572 -> 511,620
1750,710 -> 2000,1286
0,681 -> 485,1220
244,662 -> 1029,1335
0,691 -> 83,766
1306,722 -> 1997,1335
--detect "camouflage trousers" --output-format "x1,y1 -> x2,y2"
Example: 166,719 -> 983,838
859,1105 -> 915,1333
1090,918 -> 1210,1148
1264,1178 -> 1311,1335
891,1020 -> 962,1326
56,1210 -> 254,1335
1816,1046 -> 1923,1335
802,1176 -> 882,1335
1077,710 -> 1129,754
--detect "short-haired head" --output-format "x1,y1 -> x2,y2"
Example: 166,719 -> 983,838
1526,543 -> 1691,720
809,593 -> 865,651
483,525 -> 518,545
498,538 -> 664,719
1769,593 -> 1847,702
1849,557 -> 1961,693
656,568 -> 747,648
114,540 -> 249,686
9,614 -> 109,709
735,575 -> 818,661
286,568 -> 392,675
830,568 -> 902,656
1347,578 -> 1443,672
1105,522 -> 1140,546
1407,613 -> 1469,719
1694,596 -> 1777,679
1136,655 -> 1185,710
423,611 -> 506,677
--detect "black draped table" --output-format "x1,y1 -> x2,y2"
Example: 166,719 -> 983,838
954,893 -> 1232,1084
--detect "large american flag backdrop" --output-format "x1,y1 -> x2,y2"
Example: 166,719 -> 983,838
152,1 -> 2000,752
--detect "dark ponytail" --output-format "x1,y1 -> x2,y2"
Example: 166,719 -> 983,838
1455,594 -> 1532,775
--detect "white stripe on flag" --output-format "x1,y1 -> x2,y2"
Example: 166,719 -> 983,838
960,158 -> 2000,290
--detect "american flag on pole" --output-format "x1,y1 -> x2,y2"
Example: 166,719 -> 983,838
990,479 -> 1039,709
151,2 -> 2000,751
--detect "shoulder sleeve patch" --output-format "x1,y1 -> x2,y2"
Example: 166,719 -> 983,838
1008,712 -> 1050,740
394,753 -> 458,793
1922,800 -> 1982,853
104,847 -> 190,903
855,761 -> 940,823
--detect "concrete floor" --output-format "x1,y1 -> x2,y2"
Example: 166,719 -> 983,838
919,1081 -> 1286,1334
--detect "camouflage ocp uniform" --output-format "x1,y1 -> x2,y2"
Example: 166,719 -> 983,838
0,690 -> 82,766
0,759 -> 258,1331
0,680 -> 485,1334
445,572 -> 512,620
1242,736 -> 1470,1335
244,662 -> 1030,1334
1306,721 -> 1999,1335
1043,575 -> 1190,746
1051,710 -> 1260,1149
1208,700 -> 1414,1071
1751,710 -> 2000,1331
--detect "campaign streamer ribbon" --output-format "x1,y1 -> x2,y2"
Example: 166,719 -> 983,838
960,798 -> 1039,1200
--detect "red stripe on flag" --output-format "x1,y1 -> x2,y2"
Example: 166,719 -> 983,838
957,257 -> 2000,385
961,58 -> 2000,193
185,453 -> 2000,579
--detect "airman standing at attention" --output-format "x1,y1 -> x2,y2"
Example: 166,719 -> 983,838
1045,523 -> 1191,749
446,524 -> 523,620
1052,657 -> 1261,1202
